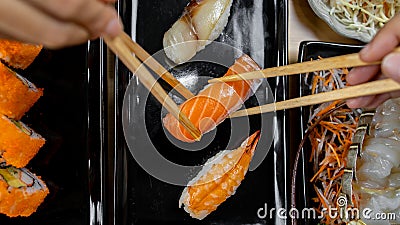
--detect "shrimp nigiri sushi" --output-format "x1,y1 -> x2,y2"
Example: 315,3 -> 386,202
0,62 -> 43,120
0,115 -> 45,168
163,0 -> 233,64
163,54 -> 262,142
0,165 -> 49,217
0,39 -> 42,69
179,131 -> 260,220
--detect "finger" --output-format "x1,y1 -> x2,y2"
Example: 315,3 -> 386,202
359,14 -> 400,62
346,86 -> 400,108
346,73 -> 389,108
0,33 -> 17,41
0,0 -> 89,48
27,0 -> 122,39
346,65 -> 380,85
346,95 -> 375,108
382,52 -> 400,83
366,93 -> 392,108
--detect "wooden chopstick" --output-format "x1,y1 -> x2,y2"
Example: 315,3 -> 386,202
229,79 -> 400,118
209,46 -> 400,83
119,33 -> 194,100
104,33 -> 201,141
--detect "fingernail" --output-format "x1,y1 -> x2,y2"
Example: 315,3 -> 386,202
105,18 -> 123,37
359,44 -> 370,56
346,99 -> 358,108
382,52 -> 400,82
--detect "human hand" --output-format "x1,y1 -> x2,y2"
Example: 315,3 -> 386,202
346,14 -> 400,108
0,0 -> 123,49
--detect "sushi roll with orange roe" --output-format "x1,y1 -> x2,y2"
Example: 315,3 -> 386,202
0,62 -> 43,120
0,115 -> 45,168
0,39 -> 42,69
0,165 -> 49,217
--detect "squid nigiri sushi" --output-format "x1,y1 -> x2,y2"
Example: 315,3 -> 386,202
179,131 -> 260,220
0,62 -> 43,120
354,98 -> 400,224
0,115 -> 45,168
0,39 -> 42,69
163,54 -> 262,142
163,0 -> 233,64
0,165 -> 49,217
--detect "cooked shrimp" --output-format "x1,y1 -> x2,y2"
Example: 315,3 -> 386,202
163,0 -> 233,64
179,131 -> 260,220
163,54 -> 262,142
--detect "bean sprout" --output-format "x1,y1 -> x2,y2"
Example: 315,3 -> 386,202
328,0 -> 400,37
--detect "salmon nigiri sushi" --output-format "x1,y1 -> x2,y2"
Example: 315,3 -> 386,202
163,54 -> 262,142
179,131 -> 260,219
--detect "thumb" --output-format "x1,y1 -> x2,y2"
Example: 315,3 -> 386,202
382,52 -> 400,83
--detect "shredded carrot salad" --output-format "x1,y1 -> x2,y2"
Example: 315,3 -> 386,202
305,65 -> 360,224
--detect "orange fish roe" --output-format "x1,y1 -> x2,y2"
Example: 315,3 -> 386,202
0,168 -> 49,217
0,115 -> 45,168
0,39 -> 42,69
0,62 -> 43,120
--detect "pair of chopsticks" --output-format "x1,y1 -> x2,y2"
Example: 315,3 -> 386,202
103,32 -> 201,140
208,47 -> 400,118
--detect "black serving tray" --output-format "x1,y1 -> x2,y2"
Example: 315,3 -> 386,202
288,41 -> 364,225
101,0 -> 289,225
0,43 -> 105,225
0,0 -> 287,224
